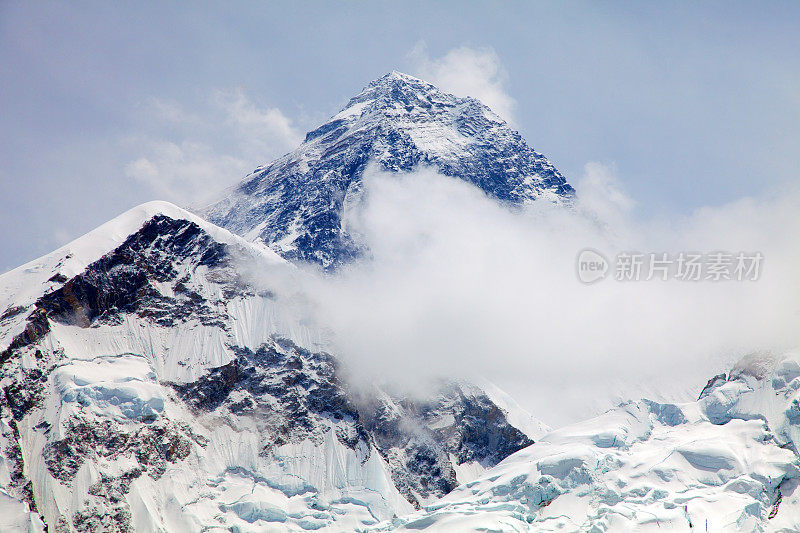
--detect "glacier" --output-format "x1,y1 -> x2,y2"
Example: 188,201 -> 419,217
371,351 -> 800,532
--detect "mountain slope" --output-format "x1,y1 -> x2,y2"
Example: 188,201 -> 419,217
0,202 -> 546,531
374,351 -> 800,532
200,71 -> 573,268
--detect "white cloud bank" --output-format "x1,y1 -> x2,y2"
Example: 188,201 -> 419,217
256,165 -> 800,426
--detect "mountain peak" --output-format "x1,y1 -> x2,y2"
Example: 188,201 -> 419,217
380,70 -> 423,82
335,70 -> 491,124
367,71 -> 429,89
201,72 -> 573,268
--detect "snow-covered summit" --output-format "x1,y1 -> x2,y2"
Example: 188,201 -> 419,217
0,201 -> 282,313
200,71 -> 573,267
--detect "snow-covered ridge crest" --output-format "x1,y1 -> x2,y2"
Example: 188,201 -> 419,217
200,71 -> 573,268
0,199 -> 545,531
0,201 -> 283,313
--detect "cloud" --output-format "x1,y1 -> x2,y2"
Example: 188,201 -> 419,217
213,88 -> 303,160
409,43 -> 517,124
142,97 -> 199,126
124,139 -> 248,204
575,162 -> 635,224
126,91 -> 302,205
251,164 -> 800,426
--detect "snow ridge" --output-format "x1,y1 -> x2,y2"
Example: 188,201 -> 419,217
373,351 -> 800,532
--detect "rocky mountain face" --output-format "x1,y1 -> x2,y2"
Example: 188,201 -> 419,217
201,71 -> 574,268
0,203 -> 545,532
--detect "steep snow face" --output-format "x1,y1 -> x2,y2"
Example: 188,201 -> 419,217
200,71 -> 573,268
376,351 -> 800,532
0,203 -> 544,531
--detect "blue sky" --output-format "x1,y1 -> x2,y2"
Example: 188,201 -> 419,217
1,1 -> 799,271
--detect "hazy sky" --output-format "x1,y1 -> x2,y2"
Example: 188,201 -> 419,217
1,1 -> 799,271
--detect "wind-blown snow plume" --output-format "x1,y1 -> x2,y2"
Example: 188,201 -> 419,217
410,44 -> 517,124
